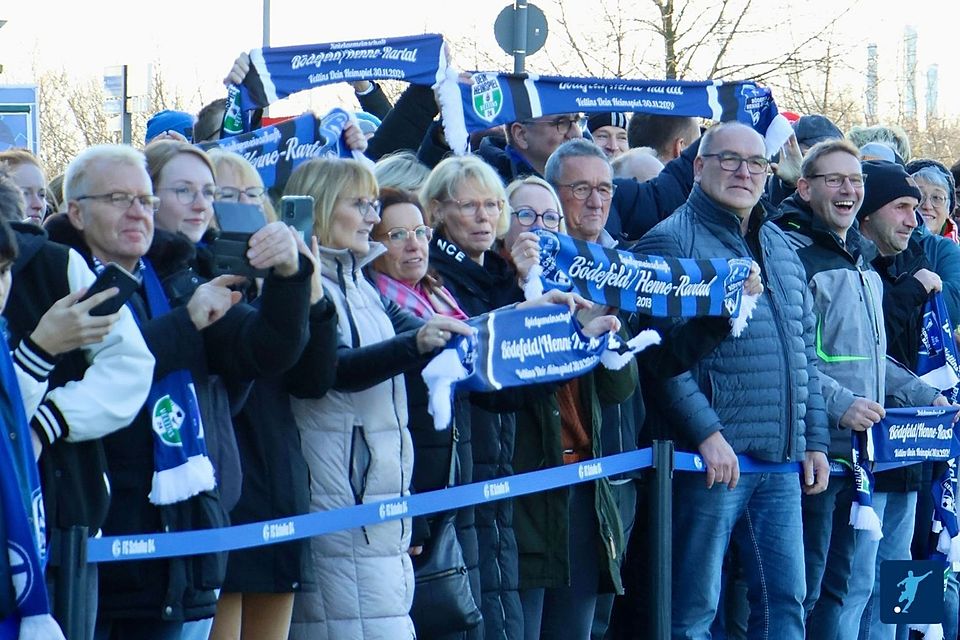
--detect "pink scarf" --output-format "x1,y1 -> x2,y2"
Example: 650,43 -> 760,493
375,272 -> 468,321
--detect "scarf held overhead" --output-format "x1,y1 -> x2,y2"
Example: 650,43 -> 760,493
421,304 -> 659,431
436,72 -> 793,157
199,110 -> 355,191
225,33 -> 447,133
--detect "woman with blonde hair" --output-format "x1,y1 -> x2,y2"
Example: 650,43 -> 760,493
0,148 -> 49,225
283,157 -> 472,640
207,148 -> 277,222
421,155 -> 524,639
501,175 -> 566,256
201,149 -> 338,639
374,150 -> 431,198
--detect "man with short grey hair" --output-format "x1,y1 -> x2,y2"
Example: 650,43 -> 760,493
635,121 -> 831,639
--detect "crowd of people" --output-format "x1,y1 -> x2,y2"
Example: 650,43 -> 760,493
0,47 -> 959,640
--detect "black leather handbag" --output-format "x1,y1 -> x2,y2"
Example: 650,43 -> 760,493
409,425 -> 482,636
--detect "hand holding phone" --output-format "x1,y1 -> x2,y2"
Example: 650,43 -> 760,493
31,266 -> 139,355
79,263 -> 141,316
280,195 -> 315,243
211,202 -> 268,278
247,221 -> 301,278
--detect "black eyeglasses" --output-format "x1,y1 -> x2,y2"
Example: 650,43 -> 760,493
512,207 -> 563,229
380,225 -> 433,246
809,173 -> 865,188
75,192 -> 161,212
702,153 -> 770,175
522,115 -> 580,136
216,186 -> 266,202
557,182 -> 616,201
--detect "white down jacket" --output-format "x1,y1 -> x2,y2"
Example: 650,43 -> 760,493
289,244 -> 416,640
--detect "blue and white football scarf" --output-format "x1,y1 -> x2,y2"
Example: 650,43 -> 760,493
199,109 -> 360,191
223,34 -> 448,134
219,33 -> 790,158
522,229 -> 758,335
852,406 -> 960,542
917,292 -> 960,402
138,260 -> 216,506
0,318 -> 63,638
850,430 -> 883,541
421,304 -> 659,431
871,407 -> 960,463
435,72 -> 793,157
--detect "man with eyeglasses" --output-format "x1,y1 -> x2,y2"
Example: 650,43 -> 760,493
416,111 -> 578,184
829,159 -> 955,640
634,121 -> 832,639
0,166 -> 154,640
776,144 -> 946,639
45,145 -> 313,638
507,139 -> 641,640
459,112 -> 584,185
544,139 -> 619,248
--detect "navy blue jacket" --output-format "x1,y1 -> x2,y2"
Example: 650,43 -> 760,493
635,186 -> 830,460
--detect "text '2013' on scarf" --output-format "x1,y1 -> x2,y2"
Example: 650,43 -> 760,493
524,229 -> 757,335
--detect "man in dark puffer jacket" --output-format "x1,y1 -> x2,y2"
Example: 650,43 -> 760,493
634,122 -> 831,639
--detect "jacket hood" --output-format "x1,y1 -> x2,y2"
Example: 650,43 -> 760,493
11,221 -> 49,275
44,213 -> 91,263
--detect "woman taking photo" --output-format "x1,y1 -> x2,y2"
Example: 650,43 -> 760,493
283,158 -> 471,640
204,148 -> 337,640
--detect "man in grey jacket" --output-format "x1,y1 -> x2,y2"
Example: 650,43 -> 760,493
776,142 -> 945,639
635,121 -> 831,639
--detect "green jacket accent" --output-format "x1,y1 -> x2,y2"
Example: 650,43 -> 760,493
512,348 -> 638,593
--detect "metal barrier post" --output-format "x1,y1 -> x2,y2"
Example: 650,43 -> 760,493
651,440 -> 673,640
51,526 -> 88,639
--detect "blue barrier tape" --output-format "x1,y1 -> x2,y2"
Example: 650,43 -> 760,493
86,446 -> 930,564
87,447 -> 654,563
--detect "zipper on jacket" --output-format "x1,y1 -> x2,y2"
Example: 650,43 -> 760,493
857,267 -> 882,347
390,375 -> 407,546
857,266 -> 885,403
761,241 -> 796,461
336,260 -> 362,349
349,422 -> 372,544
607,532 -> 617,561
